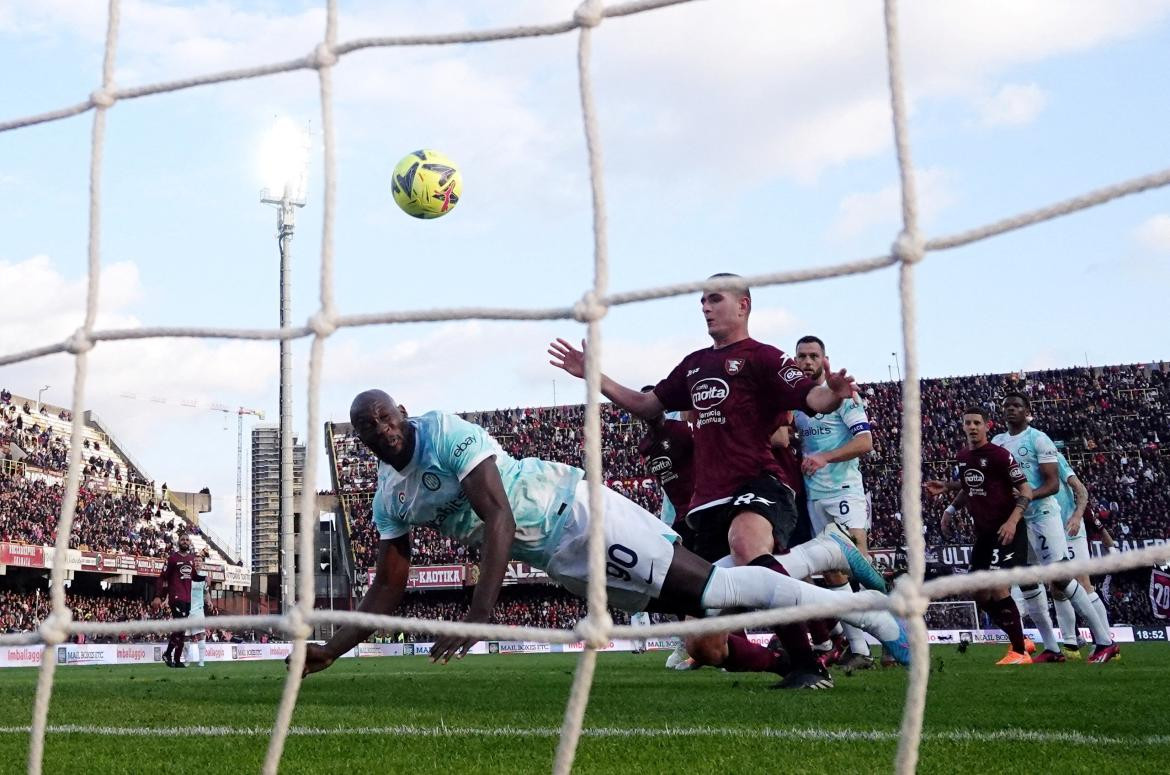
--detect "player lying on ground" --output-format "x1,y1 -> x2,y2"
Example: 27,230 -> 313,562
295,391 -> 908,678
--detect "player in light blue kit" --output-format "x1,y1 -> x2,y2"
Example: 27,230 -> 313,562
187,550 -> 208,667
792,335 -> 876,670
295,390 -> 908,677
993,392 -> 1118,663
1052,450 -> 1113,659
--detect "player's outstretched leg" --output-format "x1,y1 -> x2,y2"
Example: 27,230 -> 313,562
775,523 -> 887,593
978,595 -> 1033,665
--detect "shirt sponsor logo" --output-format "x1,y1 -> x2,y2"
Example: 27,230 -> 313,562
690,378 -> 730,410
422,472 -> 441,491
964,470 -> 985,487
452,436 -> 476,457
724,358 -> 744,376
779,366 -> 803,386
648,456 -> 672,476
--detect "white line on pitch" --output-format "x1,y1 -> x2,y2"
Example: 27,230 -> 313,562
0,725 -> 1166,747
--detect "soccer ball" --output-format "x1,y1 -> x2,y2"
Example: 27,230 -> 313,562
391,149 -> 462,219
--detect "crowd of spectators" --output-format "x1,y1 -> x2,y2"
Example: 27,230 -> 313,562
2,390 -> 148,486
0,589 -> 154,641
0,470 -> 186,556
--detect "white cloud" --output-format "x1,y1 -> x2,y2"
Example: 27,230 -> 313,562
1134,214 -> 1170,252
7,0 -> 1169,189
831,168 -> 957,239
976,83 -> 1049,127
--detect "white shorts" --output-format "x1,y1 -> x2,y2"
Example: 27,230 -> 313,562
1025,508 -> 1069,565
1066,525 -> 1090,564
545,480 -> 679,613
807,493 -> 870,535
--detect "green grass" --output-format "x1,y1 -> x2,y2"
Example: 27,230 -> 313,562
0,645 -> 1167,774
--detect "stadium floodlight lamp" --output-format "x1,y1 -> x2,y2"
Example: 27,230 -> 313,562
259,117 -> 310,206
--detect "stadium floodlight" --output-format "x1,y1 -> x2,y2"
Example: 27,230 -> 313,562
259,117 -> 310,616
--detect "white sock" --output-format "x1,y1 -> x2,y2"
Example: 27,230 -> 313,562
1053,596 -> 1078,647
775,537 -> 844,579
1088,591 -> 1111,630
828,582 -> 871,655
1021,585 -> 1059,652
1060,580 -> 1111,646
197,640 -> 205,665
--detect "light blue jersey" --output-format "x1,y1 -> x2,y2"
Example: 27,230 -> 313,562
795,397 -> 871,500
991,426 -> 1061,521
190,579 -> 205,613
1054,451 -> 1079,525
372,412 -> 584,567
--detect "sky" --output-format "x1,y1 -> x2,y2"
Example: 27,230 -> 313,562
2,0 -> 1169,559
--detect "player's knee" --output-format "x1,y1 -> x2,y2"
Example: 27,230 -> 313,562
684,634 -> 727,667
727,518 -> 773,564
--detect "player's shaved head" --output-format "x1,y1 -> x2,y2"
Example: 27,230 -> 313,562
349,390 -> 413,466
351,389 -> 395,420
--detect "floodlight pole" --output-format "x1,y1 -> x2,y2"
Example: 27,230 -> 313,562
262,186 -> 306,616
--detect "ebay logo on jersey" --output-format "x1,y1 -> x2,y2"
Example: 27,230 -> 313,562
690,378 -> 730,410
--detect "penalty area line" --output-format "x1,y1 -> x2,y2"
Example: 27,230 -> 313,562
0,725 -> 1166,747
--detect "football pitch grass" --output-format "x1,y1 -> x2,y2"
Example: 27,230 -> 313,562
0,645 -> 1167,774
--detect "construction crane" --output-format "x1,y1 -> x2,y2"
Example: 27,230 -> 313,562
120,393 -> 265,567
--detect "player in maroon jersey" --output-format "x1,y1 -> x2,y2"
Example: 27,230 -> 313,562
550,274 -> 866,689
924,407 -> 1034,665
636,387 -> 697,551
152,535 -> 198,668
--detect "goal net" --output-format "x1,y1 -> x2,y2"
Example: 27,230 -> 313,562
2,1 -> 1169,774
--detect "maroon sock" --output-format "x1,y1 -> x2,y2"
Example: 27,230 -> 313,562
724,633 -> 788,675
984,597 -> 1026,653
748,554 -> 817,668
809,618 -> 835,646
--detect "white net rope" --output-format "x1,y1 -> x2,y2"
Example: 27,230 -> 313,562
2,0 -> 1169,772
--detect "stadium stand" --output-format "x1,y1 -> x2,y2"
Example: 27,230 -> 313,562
1,389 -> 249,638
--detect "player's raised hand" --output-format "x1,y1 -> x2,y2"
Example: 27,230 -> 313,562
822,357 -> 859,402
548,338 -> 587,379
923,480 -> 948,498
293,643 -> 335,678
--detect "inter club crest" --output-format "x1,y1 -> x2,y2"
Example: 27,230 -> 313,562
724,358 -> 744,376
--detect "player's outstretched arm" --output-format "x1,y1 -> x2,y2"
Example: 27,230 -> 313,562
296,535 -> 410,678
547,338 -> 663,419
431,459 -> 516,664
